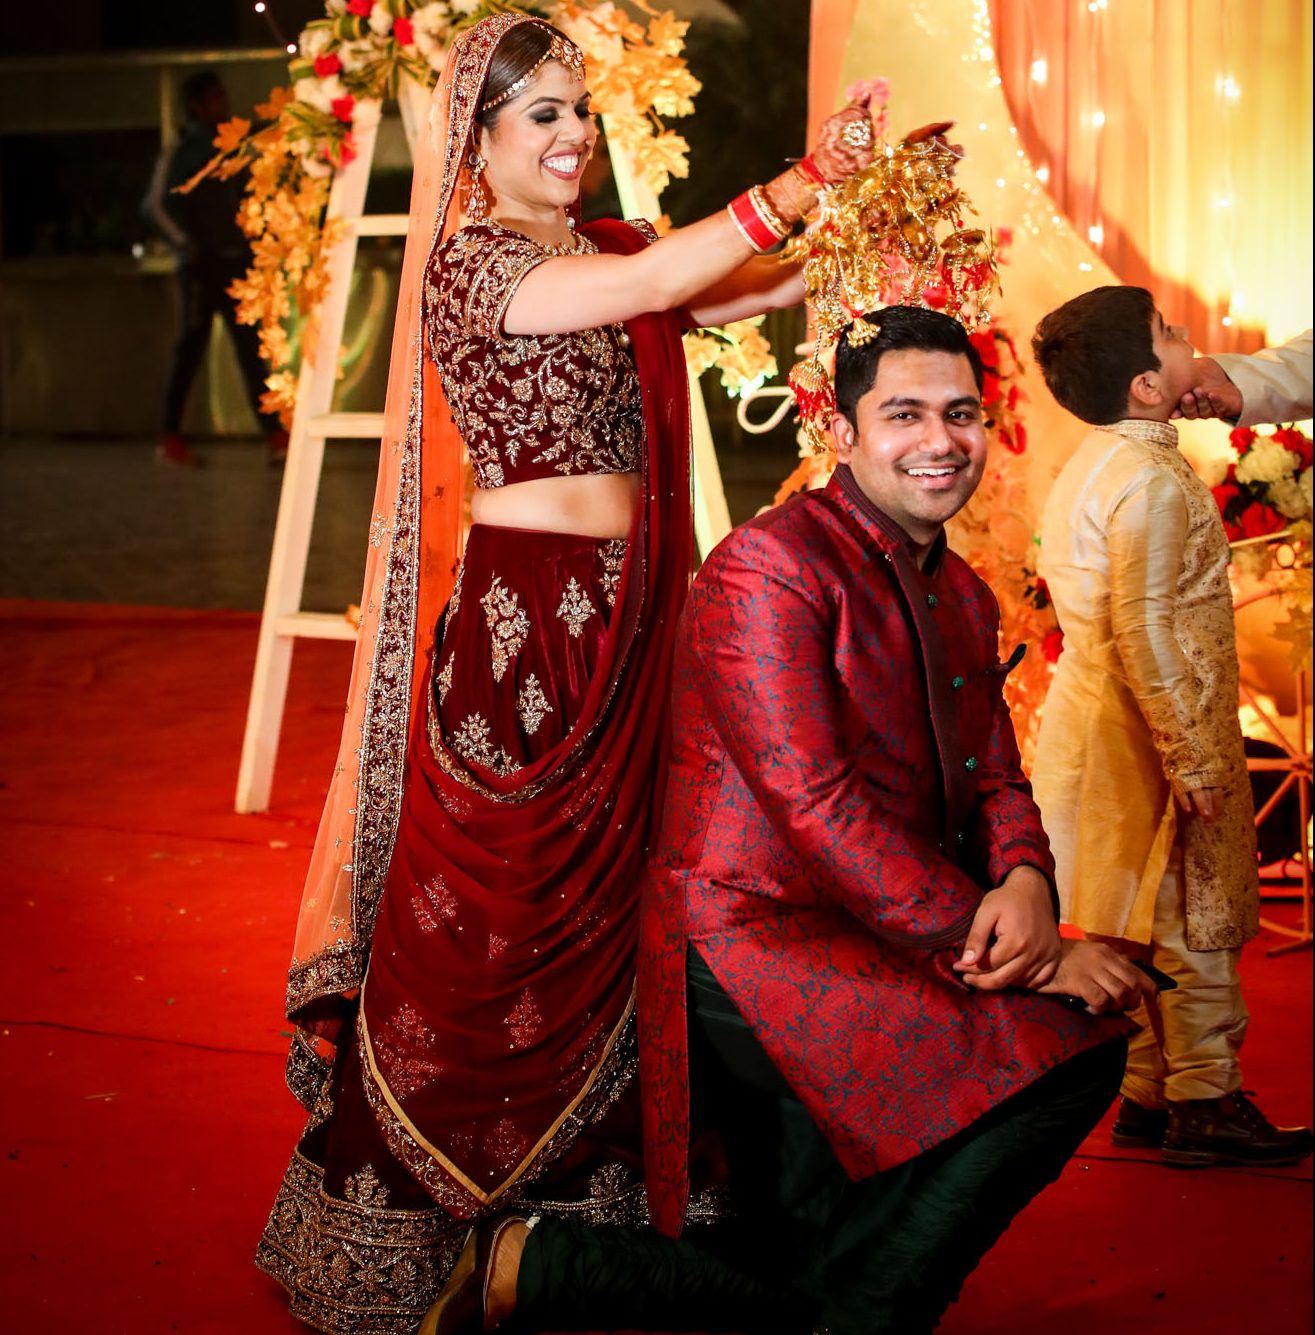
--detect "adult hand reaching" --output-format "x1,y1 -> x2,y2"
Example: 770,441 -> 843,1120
1036,938 -> 1154,1014
1174,356 -> 1243,421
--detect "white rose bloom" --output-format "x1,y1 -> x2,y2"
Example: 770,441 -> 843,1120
369,3 -> 395,37
294,77 -> 336,115
413,3 -> 453,65
299,25 -> 335,60
1235,439 -> 1300,487
337,40 -> 376,73
451,0 -> 483,15
1194,451 -> 1234,488
1269,477 -> 1308,521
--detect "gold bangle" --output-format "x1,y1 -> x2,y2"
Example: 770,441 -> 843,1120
749,184 -> 791,241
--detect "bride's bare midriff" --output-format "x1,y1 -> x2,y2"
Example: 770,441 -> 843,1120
471,472 -> 640,540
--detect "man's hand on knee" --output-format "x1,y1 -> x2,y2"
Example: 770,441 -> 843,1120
953,866 -> 1062,992
1036,939 -> 1154,1014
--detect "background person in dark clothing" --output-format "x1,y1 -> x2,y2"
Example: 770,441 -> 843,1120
143,70 -> 288,466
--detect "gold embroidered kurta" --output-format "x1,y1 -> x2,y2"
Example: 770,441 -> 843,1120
1033,419 -> 1258,951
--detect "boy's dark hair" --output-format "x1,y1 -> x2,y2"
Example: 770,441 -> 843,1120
1031,286 -> 1159,424
182,70 -> 224,115
834,306 -> 984,426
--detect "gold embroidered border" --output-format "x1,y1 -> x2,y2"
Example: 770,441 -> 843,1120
256,1148 -> 464,1335
285,1029 -> 333,1113
287,939 -> 365,1020
358,976 -> 638,1217
350,350 -> 424,950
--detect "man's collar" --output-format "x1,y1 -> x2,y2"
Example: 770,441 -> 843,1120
828,464 -> 948,573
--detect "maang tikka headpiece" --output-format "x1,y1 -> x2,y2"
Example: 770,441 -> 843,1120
481,28 -> 587,111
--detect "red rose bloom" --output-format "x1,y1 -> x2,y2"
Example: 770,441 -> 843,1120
393,16 -> 414,45
1042,628 -> 1065,663
1237,501 -> 1286,540
314,52 -> 342,77
337,136 -> 357,167
346,0 -> 373,16
331,94 -> 356,124
1211,477 -> 1242,518
1229,426 -> 1257,454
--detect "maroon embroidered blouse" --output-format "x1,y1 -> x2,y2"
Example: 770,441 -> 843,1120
424,219 -> 655,488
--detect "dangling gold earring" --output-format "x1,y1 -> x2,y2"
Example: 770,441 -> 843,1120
467,150 -> 489,220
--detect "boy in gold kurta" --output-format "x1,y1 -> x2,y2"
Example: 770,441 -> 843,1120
1030,286 -> 1311,1167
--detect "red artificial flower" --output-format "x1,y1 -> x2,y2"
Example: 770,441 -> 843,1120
330,94 -> 356,124
1211,477 -> 1242,519
982,368 -> 1000,407
1237,500 -> 1286,540
921,281 -> 948,309
337,135 -> 357,167
1042,628 -> 1065,663
1006,384 -> 1020,411
393,16 -> 414,45
1272,426 -> 1313,470
1229,426 -> 1257,454
313,52 -> 342,78
1012,421 -> 1028,453
346,0 -> 373,16
969,329 -> 1000,369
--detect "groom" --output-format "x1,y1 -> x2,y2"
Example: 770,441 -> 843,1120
427,308 -> 1149,1335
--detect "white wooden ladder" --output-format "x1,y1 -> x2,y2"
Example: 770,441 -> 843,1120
235,79 -> 731,813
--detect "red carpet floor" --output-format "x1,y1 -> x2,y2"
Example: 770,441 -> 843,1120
2,601 -> 1310,1335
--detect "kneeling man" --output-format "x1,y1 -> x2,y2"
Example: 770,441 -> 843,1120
637,306 -> 1147,1332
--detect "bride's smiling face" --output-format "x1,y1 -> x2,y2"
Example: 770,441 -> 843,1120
477,60 -> 597,218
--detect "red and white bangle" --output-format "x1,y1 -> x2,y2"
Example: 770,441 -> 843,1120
727,186 -> 791,253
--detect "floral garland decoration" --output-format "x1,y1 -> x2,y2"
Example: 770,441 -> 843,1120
182,0 -> 699,425
683,319 -> 778,401
1205,423 -> 1312,671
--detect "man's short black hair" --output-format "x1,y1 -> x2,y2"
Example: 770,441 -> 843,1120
1031,286 -> 1160,424
182,70 -> 224,114
834,306 -> 984,426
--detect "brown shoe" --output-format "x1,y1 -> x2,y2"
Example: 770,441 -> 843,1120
1111,1096 -> 1168,1148
1162,1091 -> 1314,1167
417,1215 -> 528,1335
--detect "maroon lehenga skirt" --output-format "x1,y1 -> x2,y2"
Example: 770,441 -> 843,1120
256,525 -> 665,1335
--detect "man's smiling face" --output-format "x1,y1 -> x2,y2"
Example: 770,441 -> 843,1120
832,348 -> 989,553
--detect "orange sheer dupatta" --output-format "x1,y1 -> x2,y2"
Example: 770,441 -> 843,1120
283,16 -> 539,1101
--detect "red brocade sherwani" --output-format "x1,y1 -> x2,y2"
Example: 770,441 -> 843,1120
639,465 -> 1126,1236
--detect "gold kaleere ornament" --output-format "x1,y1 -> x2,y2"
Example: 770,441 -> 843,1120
784,121 -> 1001,455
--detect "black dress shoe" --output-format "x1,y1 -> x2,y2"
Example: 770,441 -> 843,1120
1111,1096 -> 1169,1148
1162,1091 -> 1315,1167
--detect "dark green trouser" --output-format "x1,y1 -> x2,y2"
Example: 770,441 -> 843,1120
517,948 -> 1126,1335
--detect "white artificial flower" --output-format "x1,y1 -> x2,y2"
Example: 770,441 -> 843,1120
325,0 -> 348,14
294,75 -> 345,115
412,2 -> 454,65
299,24 -> 335,60
1194,451 -> 1235,489
1235,438 -> 1300,487
336,39 -> 376,73
1268,477 -> 1308,521
1299,466 -> 1313,515
302,151 -> 333,178
369,3 -> 395,37
451,0 -> 483,15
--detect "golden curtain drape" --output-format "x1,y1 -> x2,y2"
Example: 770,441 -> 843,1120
989,0 -> 1313,352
